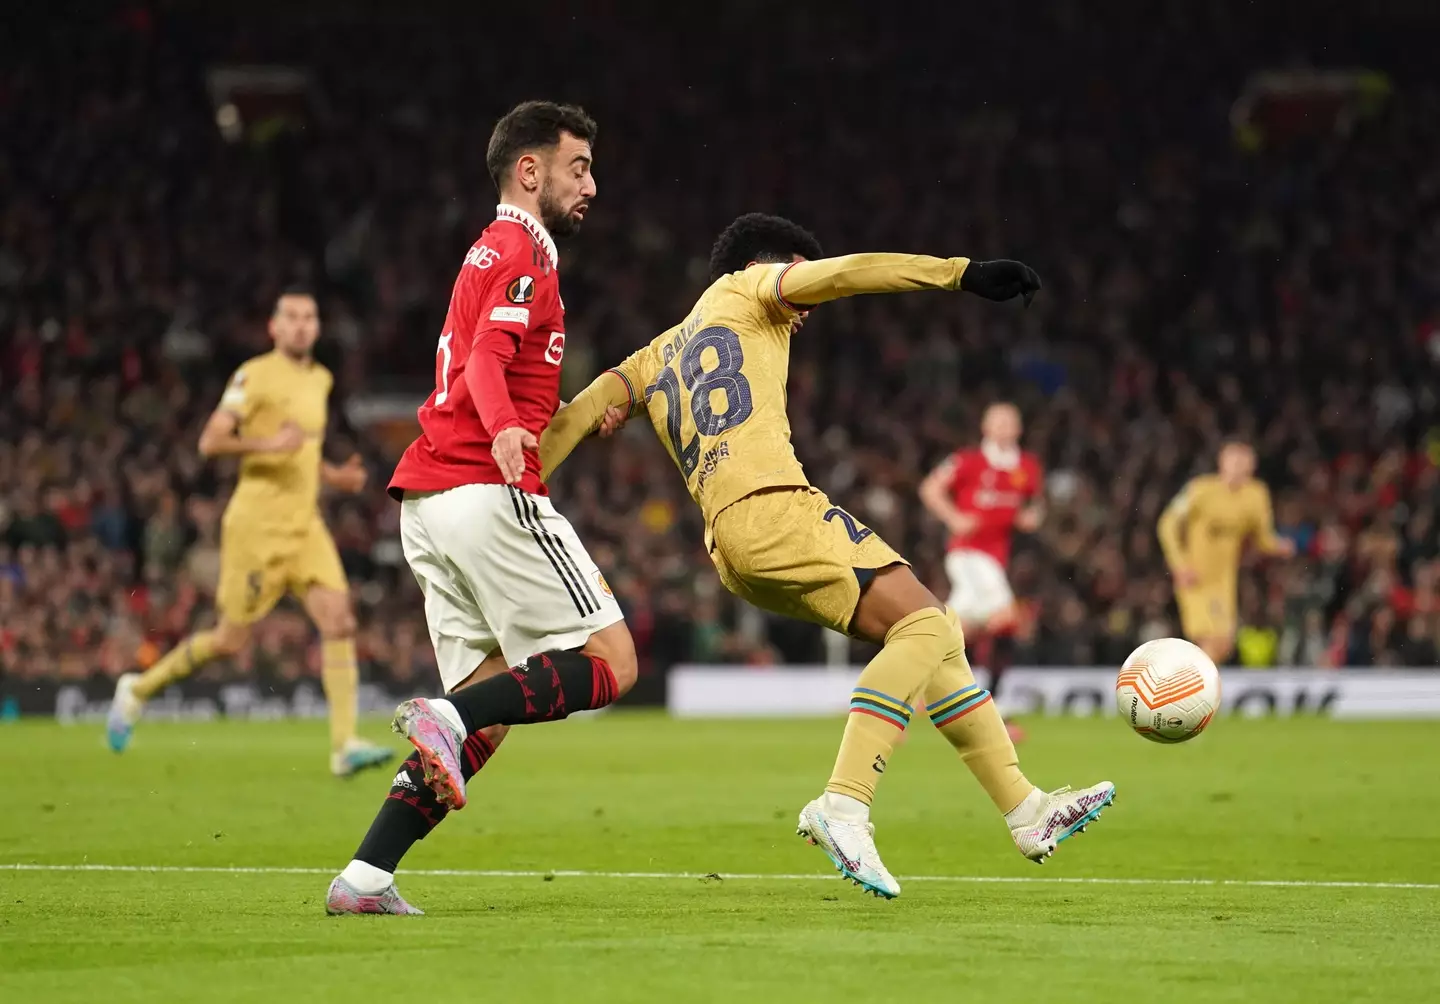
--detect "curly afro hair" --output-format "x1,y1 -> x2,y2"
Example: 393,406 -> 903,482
708,213 -> 823,281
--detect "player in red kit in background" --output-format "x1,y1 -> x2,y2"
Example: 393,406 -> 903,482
326,101 -> 636,916
919,402 -> 1043,742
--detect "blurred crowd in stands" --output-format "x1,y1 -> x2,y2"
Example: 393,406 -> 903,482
3,3 -> 1440,690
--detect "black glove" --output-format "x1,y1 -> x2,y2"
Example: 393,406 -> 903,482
959,259 -> 1042,307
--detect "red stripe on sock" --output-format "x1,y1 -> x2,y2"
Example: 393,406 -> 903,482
589,655 -> 617,710
470,730 -> 496,759
385,791 -> 446,829
850,706 -> 909,729
461,731 -> 495,773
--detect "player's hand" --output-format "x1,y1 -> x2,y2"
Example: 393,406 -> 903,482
948,512 -> 980,537
331,453 -> 368,493
599,405 -> 628,438
1172,566 -> 1200,589
265,421 -> 305,454
493,425 -> 539,484
959,259 -> 1042,307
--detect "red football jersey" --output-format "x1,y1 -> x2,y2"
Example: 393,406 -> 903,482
946,446 -> 1043,565
390,205 -> 567,498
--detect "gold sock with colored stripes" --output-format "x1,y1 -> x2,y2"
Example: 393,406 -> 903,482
131,630 -> 220,701
923,609 -> 1033,814
825,607 -> 952,804
322,638 -> 359,755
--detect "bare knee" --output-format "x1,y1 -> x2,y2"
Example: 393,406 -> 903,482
583,621 -> 638,695
448,651 -> 514,745
449,649 -> 511,691
212,620 -> 251,656
320,609 -> 358,640
849,564 -> 945,644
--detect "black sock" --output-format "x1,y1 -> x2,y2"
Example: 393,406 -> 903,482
353,730 -> 498,873
444,650 -> 618,735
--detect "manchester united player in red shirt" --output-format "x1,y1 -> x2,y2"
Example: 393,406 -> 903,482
920,402 -> 1043,741
328,101 -> 635,916
921,402 -> 1044,631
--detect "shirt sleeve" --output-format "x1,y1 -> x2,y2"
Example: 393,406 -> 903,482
539,341 -> 665,482
218,364 -> 260,424
948,450 -> 971,494
464,331 -> 521,435
607,342 -> 664,418
1158,479 -> 1197,568
463,244 -> 547,348
753,253 -> 972,317
454,243 -> 548,433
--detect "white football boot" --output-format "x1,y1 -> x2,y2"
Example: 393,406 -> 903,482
330,738 -> 397,778
796,795 -> 901,899
106,672 -> 143,753
1008,782 -> 1116,863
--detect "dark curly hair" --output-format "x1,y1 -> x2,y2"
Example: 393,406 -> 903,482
708,213 -> 823,281
486,100 -> 597,194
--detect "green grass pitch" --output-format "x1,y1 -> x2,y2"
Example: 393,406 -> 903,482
2,712 -> 1438,1003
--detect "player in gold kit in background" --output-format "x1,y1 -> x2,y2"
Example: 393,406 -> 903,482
1158,440 -> 1295,666
106,289 -> 394,777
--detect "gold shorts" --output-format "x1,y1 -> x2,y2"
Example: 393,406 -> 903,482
708,487 -> 907,635
1175,584 -> 1237,641
216,515 -> 347,625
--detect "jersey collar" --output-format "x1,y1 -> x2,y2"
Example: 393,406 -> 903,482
496,204 -> 558,270
981,439 -> 1021,470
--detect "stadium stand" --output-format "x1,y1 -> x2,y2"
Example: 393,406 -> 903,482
3,2 -> 1439,695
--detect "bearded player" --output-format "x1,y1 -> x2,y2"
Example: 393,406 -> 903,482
918,402 -> 1042,741
326,101 -> 637,916
525,213 -> 1113,899
1158,440 -> 1295,664
105,289 -> 393,778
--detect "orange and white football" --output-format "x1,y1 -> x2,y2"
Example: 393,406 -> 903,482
1115,638 -> 1221,743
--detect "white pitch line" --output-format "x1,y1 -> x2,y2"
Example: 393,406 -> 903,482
3,863 -> 1438,891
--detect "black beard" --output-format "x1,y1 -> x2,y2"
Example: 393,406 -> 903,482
539,184 -> 582,238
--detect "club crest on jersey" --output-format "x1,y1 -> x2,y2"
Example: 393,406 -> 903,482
545,331 -> 566,366
594,570 -> 612,597
1012,468 -> 1028,489
506,275 -> 537,304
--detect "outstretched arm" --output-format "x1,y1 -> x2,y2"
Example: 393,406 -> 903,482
539,370 -> 635,482
774,254 -> 1040,308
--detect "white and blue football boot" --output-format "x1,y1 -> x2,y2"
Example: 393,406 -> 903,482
796,796 -> 901,899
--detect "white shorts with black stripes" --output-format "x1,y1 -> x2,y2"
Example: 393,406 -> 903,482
398,483 -> 624,692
